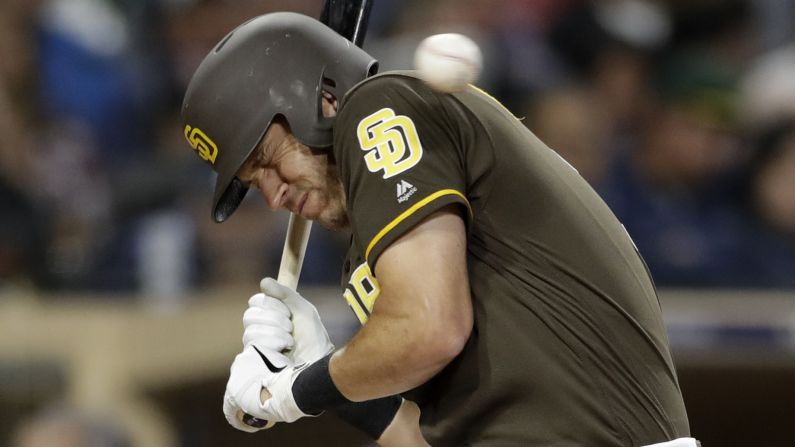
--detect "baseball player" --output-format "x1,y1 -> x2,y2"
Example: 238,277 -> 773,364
181,12 -> 696,447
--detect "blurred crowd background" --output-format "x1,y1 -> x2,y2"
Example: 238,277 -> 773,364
2,0 -> 795,295
2,0 -> 795,446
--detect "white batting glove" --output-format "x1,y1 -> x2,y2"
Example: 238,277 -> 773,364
257,278 -> 335,365
222,345 -> 310,431
242,293 -> 294,353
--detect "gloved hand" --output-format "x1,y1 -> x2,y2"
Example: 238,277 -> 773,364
226,279 -> 334,432
242,292 -> 294,353
222,345 -> 310,431
254,278 -> 335,365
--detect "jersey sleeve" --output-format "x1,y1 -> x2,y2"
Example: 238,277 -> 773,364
334,74 -> 473,269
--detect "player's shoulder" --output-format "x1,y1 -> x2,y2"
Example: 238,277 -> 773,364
344,70 -> 426,97
338,70 -> 435,114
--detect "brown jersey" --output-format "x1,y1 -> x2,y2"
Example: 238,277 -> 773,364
333,71 -> 690,446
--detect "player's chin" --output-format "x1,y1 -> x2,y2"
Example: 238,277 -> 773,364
317,206 -> 349,231
300,196 -> 346,231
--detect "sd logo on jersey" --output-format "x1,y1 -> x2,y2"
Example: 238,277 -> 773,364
184,125 -> 219,164
357,108 -> 423,179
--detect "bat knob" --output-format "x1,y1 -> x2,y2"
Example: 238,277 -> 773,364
243,413 -> 270,428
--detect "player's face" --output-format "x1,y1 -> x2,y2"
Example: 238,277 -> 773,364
237,119 -> 348,230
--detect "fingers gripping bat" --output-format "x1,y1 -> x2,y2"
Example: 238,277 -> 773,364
240,213 -> 312,429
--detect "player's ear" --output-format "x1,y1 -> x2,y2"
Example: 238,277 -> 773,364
321,90 -> 338,118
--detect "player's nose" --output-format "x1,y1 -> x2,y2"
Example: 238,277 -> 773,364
261,175 -> 288,210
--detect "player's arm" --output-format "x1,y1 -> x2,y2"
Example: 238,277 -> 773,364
331,396 -> 428,446
331,204 -> 473,400
244,205 -> 470,441
377,399 -> 428,446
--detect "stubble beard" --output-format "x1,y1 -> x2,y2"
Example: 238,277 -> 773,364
318,164 -> 349,231
320,207 -> 349,231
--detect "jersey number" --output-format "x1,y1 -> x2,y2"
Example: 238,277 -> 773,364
343,263 -> 380,325
357,108 -> 423,179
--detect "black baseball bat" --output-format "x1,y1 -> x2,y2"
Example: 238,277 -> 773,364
320,0 -> 373,46
241,0 -> 373,429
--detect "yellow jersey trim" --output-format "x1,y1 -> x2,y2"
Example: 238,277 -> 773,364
468,84 -> 520,119
365,189 -> 472,262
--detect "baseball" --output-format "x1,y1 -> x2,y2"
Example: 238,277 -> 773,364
414,33 -> 482,93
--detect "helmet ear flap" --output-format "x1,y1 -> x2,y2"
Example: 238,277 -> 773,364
318,68 -> 332,119
321,61 -> 379,106
213,177 -> 249,223
368,61 -> 380,77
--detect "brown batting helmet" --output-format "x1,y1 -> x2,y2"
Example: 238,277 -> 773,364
181,12 -> 377,222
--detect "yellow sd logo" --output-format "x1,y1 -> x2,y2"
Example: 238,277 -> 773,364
357,108 -> 423,179
184,125 -> 219,164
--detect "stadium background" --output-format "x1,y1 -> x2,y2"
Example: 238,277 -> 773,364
1,0 -> 794,445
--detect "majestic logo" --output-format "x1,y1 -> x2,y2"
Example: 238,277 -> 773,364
396,179 -> 418,203
357,108 -> 423,179
184,125 -> 219,164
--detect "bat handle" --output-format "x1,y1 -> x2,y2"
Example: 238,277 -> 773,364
276,214 -> 312,289
240,0 -> 369,428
